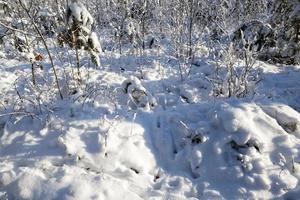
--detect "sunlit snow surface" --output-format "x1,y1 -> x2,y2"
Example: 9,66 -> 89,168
0,49 -> 300,200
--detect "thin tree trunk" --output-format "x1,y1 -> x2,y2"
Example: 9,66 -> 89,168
75,47 -> 81,79
31,63 -> 36,85
188,0 -> 194,59
21,19 -> 36,86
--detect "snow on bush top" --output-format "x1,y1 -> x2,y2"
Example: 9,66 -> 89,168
121,76 -> 156,109
60,0 -> 101,67
67,1 -> 94,29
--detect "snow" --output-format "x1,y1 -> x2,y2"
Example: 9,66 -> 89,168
89,32 -> 102,53
68,1 -> 94,29
1,27 -> 300,200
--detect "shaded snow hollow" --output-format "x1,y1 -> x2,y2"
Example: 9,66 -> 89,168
0,57 -> 300,200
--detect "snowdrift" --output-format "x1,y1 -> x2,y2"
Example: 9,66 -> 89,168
1,95 -> 300,199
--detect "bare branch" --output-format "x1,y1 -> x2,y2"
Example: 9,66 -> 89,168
0,20 -> 39,37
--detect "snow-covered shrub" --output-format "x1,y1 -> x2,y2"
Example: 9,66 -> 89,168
36,7 -> 57,37
211,42 -> 261,98
232,0 -> 299,65
107,0 -> 155,52
121,76 -> 156,108
14,35 -> 29,53
232,20 -> 274,56
0,1 -> 10,15
266,0 -> 300,64
124,18 -> 140,46
129,0 -> 154,43
231,13 -> 299,65
2,63 -> 77,121
58,0 -> 101,67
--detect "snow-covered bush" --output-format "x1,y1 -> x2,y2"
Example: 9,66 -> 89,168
232,7 -> 299,66
232,20 -> 274,56
234,0 -> 299,65
211,42 -> 261,98
0,1 -> 10,15
58,0 -> 101,67
266,0 -> 300,64
36,7 -> 57,37
124,18 -> 140,46
121,76 -> 156,109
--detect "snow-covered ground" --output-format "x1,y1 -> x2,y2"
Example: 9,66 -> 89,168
1,43 -> 300,200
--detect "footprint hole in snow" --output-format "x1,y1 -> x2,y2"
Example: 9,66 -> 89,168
229,139 -> 261,154
156,117 -> 161,128
190,132 -> 207,144
224,139 -> 262,171
129,167 -> 140,174
153,174 -> 160,182
180,95 -> 190,103
168,179 -> 180,187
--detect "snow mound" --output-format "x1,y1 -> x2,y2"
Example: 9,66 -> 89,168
0,56 -> 300,199
0,113 -> 159,199
261,104 -> 300,137
152,102 -> 300,199
68,1 -> 93,29
121,76 -> 156,109
1,90 -> 300,199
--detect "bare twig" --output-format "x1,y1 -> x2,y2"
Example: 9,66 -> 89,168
0,21 -> 39,37
18,0 -> 63,100
0,111 -> 41,121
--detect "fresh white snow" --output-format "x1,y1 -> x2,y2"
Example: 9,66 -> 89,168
0,34 -> 300,200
